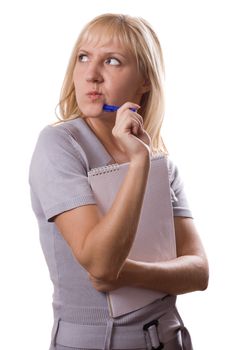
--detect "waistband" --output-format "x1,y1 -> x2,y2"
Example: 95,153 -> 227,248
52,294 -> 175,326
50,295 -> 193,349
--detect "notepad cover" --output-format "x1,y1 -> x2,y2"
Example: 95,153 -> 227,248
88,155 -> 176,317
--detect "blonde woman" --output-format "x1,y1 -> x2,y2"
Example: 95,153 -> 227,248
29,13 -> 209,350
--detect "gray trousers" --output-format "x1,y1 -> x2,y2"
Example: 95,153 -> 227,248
50,295 -> 193,350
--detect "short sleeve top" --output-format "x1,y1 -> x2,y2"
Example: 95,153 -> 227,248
29,117 -> 193,323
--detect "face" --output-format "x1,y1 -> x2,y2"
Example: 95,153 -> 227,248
73,37 -> 149,119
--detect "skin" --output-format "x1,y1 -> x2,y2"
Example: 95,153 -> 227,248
73,39 -> 150,157
88,217 -> 209,295
59,37 -> 209,295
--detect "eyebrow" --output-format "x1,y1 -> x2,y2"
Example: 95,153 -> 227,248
78,48 -> 128,60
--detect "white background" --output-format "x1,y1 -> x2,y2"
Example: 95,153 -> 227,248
0,0 -> 232,349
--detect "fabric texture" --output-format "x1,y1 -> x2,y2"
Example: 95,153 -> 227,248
28,117 -> 193,350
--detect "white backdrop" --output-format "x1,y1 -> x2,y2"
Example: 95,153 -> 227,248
0,1 -> 232,349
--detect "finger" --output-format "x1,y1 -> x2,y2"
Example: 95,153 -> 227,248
132,125 -> 139,136
121,109 -> 144,127
117,102 -> 140,114
132,117 -> 145,134
134,113 -> 144,127
121,113 -> 144,129
124,118 -> 142,135
114,114 -> 142,133
135,112 -> 144,125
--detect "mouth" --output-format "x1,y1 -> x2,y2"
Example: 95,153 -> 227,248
86,91 -> 103,101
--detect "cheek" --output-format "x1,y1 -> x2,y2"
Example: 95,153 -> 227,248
109,69 -> 142,94
73,81 -> 81,103
113,79 -> 141,101
73,66 -> 83,89
109,78 -> 131,95
73,73 -> 83,101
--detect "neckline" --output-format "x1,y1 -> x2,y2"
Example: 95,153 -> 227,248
77,117 -> 117,165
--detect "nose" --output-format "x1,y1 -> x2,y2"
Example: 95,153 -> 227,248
86,61 -> 104,83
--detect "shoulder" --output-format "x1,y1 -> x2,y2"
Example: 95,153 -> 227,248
166,157 -> 180,185
166,156 -> 185,201
35,124 -> 64,148
36,118 -> 82,146
29,119 -> 90,181
33,118 -> 88,161
165,156 -> 193,217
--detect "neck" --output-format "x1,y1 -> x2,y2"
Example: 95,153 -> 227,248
84,115 -> 123,154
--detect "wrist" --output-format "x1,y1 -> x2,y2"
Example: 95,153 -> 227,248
118,259 -> 148,287
129,153 -> 150,170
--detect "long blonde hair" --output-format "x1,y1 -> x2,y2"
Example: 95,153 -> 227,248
56,13 -> 167,154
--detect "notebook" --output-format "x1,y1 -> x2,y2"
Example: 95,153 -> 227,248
87,155 -> 176,317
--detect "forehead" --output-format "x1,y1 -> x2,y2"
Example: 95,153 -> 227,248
78,24 -> 134,55
78,40 -> 129,57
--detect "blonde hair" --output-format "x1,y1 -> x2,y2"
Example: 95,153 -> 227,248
56,13 -> 167,154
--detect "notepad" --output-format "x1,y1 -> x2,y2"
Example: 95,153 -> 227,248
87,155 -> 176,317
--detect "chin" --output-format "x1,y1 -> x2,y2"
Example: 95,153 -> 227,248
80,105 -> 104,118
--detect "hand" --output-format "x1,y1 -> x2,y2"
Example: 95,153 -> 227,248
112,102 -> 152,161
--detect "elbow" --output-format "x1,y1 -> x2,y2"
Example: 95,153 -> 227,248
197,258 -> 209,291
88,266 -> 119,282
197,276 -> 208,292
80,256 -> 119,282
199,269 -> 209,291
75,248 -> 119,282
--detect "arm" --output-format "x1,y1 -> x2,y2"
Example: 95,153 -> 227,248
54,102 -> 152,281
56,155 -> 150,281
89,217 -> 209,295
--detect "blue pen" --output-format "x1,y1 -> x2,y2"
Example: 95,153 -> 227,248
103,104 -> 137,112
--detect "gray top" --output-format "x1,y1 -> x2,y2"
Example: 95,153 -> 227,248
29,117 -> 192,327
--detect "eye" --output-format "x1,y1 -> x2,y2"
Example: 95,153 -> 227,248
78,54 -> 89,62
105,57 -> 121,66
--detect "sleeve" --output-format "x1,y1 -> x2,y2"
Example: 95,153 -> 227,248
29,126 -> 97,222
167,158 -> 193,218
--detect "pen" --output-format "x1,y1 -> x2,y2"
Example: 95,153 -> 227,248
103,104 -> 137,112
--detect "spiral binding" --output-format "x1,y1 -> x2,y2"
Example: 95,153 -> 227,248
88,163 -> 120,177
88,154 -> 165,177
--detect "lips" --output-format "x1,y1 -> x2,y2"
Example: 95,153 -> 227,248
87,91 -> 103,96
86,91 -> 103,101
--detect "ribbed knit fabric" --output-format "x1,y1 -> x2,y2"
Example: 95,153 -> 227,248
29,117 -> 193,350
51,296 -> 193,349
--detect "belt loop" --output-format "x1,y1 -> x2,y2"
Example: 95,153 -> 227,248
103,317 -> 114,350
143,320 -> 164,350
174,307 -> 193,350
50,317 -> 61,349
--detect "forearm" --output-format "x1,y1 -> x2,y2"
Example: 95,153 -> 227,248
82,155 -> 150,280
118,255 -> 209,295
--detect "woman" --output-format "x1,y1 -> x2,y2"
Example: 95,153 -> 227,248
29,13 -> 209,350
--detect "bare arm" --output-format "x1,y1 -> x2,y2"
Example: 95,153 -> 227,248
54,102 -> 152,281
89,217 -> 209,295
56,155 -> 150,281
